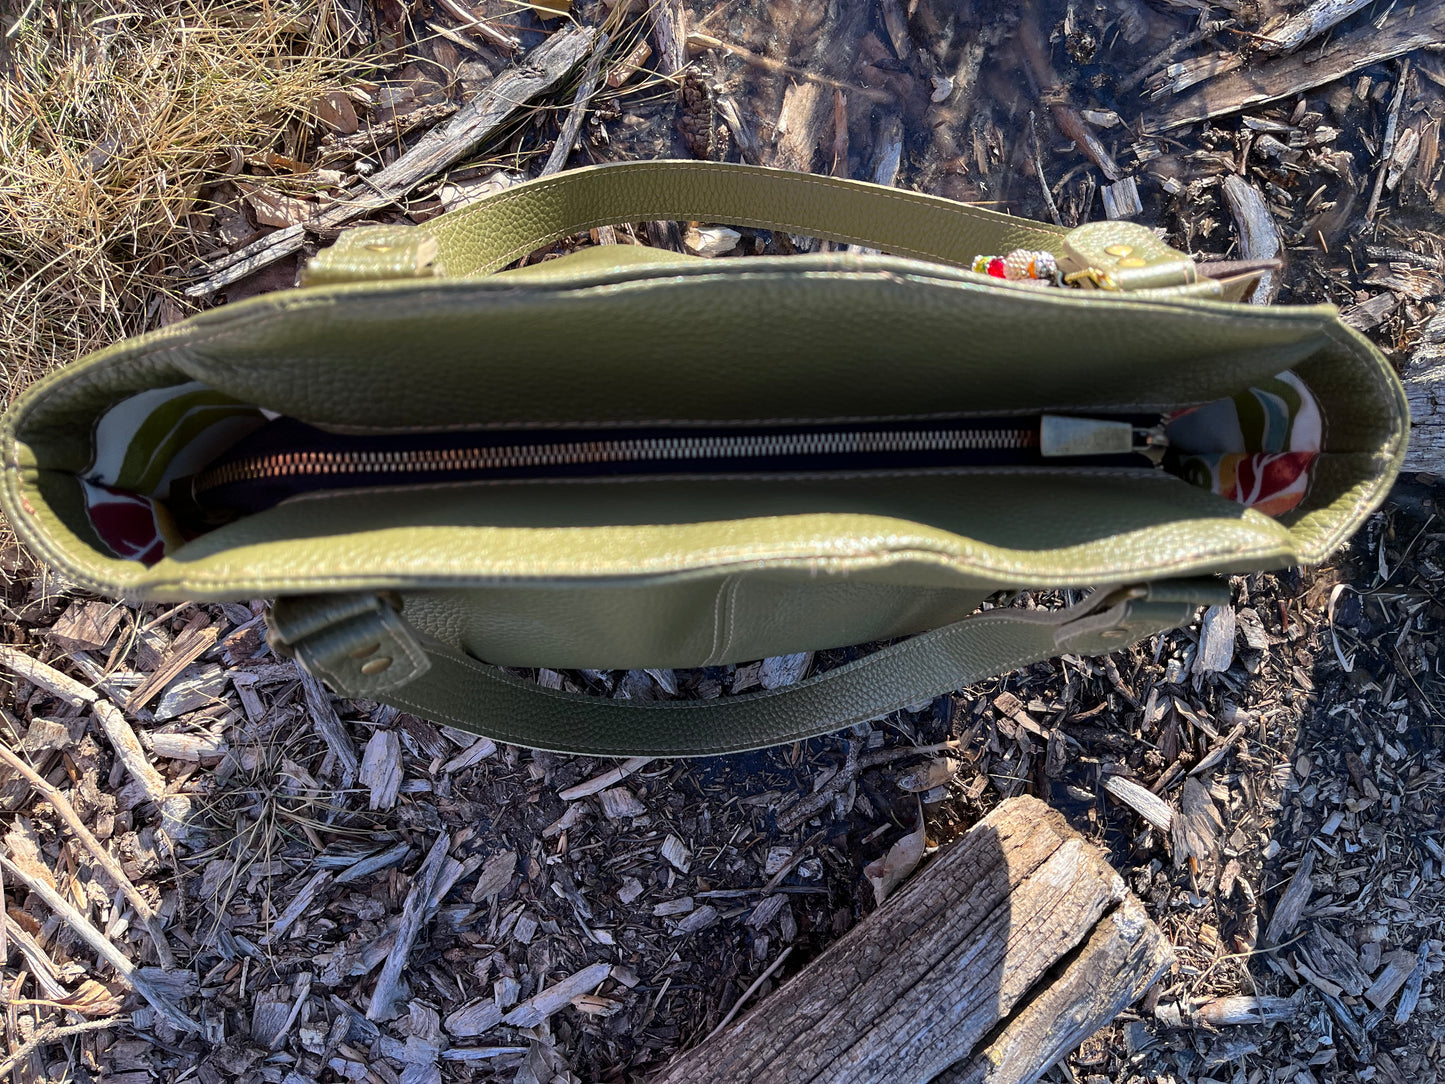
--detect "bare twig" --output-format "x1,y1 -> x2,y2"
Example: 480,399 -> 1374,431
3,0 -> 43,39
0,1017 -> 124,1078
1018,2 -> 1122,181
0,742 -> 175,969
0,854 -> 199,1033
705,946 -> 794,1041
1365,60 -> 1411,223
1029,112 -> 1064,227
685,32 -> 892,103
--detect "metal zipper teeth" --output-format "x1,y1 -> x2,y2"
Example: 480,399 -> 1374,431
193,427 -> 1039,492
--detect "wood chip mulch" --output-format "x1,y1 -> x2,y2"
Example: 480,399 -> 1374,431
2,0 -> 1444,1081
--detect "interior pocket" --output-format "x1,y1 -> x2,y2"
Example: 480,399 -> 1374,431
66,361 -> 1333,575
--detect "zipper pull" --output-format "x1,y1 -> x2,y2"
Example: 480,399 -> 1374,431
1040,415 -> 1168,464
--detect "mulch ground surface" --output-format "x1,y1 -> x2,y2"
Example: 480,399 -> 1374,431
2,0 -> 1443,1081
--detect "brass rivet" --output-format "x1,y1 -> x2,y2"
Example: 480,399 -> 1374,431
349,642 -> 381,659
1104,243 -> 1133,257
1118,256 -> 1147,268
364,243 -> 395,253
360,656 -> 394,675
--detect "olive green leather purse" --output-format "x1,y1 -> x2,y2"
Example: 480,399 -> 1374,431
1,162 -> 1407,755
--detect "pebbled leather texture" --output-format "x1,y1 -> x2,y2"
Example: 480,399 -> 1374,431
0,162 -> 1409,750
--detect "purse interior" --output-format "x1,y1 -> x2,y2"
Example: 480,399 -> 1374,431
7,259 -> 1406,599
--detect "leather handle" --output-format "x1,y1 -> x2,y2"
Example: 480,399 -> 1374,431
267,581 -> 1223,757
302,160 -> 1203,292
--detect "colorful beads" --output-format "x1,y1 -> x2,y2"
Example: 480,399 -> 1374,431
971,249 -> 1061,284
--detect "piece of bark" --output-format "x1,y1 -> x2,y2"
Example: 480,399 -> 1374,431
1100,177 -> 1142,219
334,841 -> 412,885
152,664 -> 226,721
146,730 -> 228,762
1220,177 -> 1283,305
125,619 -> 219,712
359,729 -> 403,811
1257,0 -> 1375,55
1103,775 -> 1174,832
2,912 -> 70,999
1192,995 -> 1297,1026
1365,61 -> 1412,223
1391,943 -> 1431,1025
1171,777 -> 1222,870
649,796 -> 1166,1084
1120,20 -> 1233,94
1195,603 -> 1238,672
1263,849 -> 1314,946
0,645 -> 99,707
772,81 -> 830,174
648,0 -> 686,75
501,962 -> 612,1027
93,700 -> 164,802
1149,4 -> 1445,131
299,671 -> 359,789
440,734 -> 497,774
1342,290 -> 1399,332
936,896 -> 1172,1084
559,756 -> 652,800
186,27 -> 599,296
540,34 -> 608,176
96,698 -> 195,848
1300,926 -> 1371,997
261,869 -> 332,946
1366,949 -> 1421,1010
46,601 -> 124,652
445,997 -> 502,1038
367,832 -> 451,1020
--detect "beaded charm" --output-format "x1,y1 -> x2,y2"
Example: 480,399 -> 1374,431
971,249 -> 1061,284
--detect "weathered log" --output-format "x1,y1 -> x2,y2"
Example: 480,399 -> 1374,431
649,795 -> 1173,1084
1403,340 -> 1444,475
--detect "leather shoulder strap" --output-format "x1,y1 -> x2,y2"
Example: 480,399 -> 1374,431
303,160 -> 1200,292
266,582 -> 1221,756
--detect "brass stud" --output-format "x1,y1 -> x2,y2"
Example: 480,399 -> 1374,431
349,642 -> 381,659
360,656 -> 394,675
1104,243 -> 1133,257
1118,256 -> 1147,268
365,243 -> 395,253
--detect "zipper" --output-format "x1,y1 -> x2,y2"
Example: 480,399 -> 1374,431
179,414 -> 1167,520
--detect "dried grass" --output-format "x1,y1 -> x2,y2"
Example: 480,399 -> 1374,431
0,0 -> 360,408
